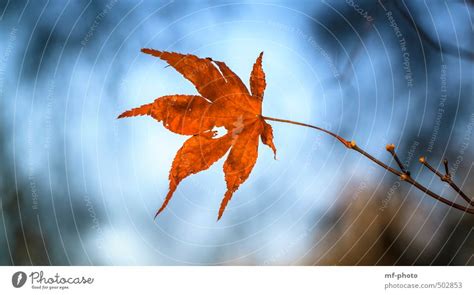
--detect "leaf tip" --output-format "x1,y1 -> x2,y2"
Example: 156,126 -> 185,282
217,191 -> 233,221
154,190 -> 174,219
154,207 -> 164,220
217,208 -> 224,221
117,111 -> 128,119
256,52 -> 264,64
141,48 -> 162,57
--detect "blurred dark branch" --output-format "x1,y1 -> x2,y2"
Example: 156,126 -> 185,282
337,19 -> 374,84
392,0 -> 474,60
324,8 -> 376,87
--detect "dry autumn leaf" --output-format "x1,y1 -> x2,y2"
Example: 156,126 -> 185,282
118,49 -> 276,220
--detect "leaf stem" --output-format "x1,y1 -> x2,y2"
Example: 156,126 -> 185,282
261,116 -> 352,148
262,115 -> 474,214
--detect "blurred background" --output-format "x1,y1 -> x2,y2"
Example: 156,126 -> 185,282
0,0 -> 473,265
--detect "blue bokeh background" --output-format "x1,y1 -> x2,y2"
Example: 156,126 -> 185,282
0,0 -> 473,265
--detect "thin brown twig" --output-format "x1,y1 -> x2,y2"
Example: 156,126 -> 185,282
260,116 -> 353,148
261,115 -> 474,214
392,0 -> 474,60
443,159 -> 450,177
386,144 -> 409,175
419,157 -> 474,206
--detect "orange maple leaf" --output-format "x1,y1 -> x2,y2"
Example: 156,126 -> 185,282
118,49 -> 276,220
